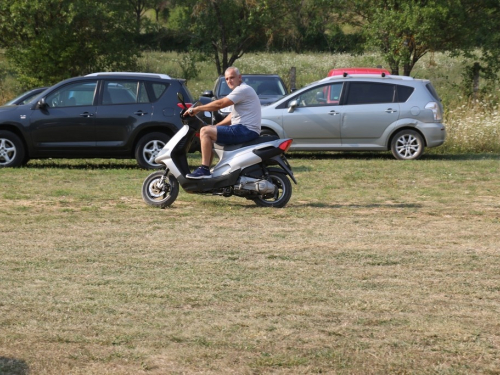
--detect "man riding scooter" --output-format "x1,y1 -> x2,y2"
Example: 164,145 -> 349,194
183,66 -> 261,179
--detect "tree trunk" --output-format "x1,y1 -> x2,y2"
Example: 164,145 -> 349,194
472,62 -> 481,99
403,63 -> 411,76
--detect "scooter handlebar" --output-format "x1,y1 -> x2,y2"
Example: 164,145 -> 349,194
180,102 -> 207,129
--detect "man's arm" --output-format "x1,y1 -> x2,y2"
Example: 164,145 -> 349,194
185,97 -> 234,117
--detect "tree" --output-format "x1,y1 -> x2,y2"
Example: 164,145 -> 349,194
150,0 -> 170,22
457,0 -> 500,97
170,0 -> 281,75
269,0 -> 349,52
128,0 -> 150,32
340,0 -> 479,76
0,0 -> 140,88
192,0 -> 270,74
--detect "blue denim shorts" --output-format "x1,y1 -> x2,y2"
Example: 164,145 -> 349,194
216,124 -> 259,145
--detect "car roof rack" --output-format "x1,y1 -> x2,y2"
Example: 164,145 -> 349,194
86,72 -> 172,79
320,74 -> 414,82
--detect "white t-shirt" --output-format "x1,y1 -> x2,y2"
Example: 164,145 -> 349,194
226,82 -> 261,134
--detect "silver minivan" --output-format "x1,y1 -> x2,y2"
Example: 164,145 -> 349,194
260,74 -> 446,159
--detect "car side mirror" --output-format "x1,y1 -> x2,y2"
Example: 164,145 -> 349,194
201,90 -> 214,98
288,99 -> 298,113
36,97 -> 48,109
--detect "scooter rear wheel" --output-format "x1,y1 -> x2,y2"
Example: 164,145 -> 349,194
142,171 -> 179,208
252,171 -> 292,208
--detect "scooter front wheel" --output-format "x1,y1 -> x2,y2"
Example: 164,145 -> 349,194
142,171 -> 179,208
252,171 -> 292,208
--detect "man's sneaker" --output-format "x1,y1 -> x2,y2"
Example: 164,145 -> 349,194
186,166 -> 211,179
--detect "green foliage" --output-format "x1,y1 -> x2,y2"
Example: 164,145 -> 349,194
185,0 -> 271,75
341,0 -> 498,77
265,0 -> 363,53
0,0 -> 499,97
456,1 -> 500,96
0,0 -> 141,87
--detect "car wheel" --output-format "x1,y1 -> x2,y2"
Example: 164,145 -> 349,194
390,129 -> 425,160
135,132 -> 171,169
260,128 -> 277,137
0,131 -> 26,168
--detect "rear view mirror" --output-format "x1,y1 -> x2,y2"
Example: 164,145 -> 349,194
288,100 -> 298,113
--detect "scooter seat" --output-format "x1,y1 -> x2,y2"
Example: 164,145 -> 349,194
214,135 -> 279,151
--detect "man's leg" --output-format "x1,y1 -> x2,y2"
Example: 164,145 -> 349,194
186,125 -> 218,179
200,125 -> 218,166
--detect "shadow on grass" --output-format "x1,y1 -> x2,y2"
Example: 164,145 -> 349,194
287,151 -> 500,161
0,357 -> 29,375
194,198 -> 422,210
25,159 -> 142,170
22,152 -> 499,170
298,202 -> 423,209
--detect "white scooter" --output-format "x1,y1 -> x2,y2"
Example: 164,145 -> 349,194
141,93 -> 296,208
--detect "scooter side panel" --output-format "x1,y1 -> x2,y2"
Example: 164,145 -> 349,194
212,139 -> 286,177
154,125 -> 189,179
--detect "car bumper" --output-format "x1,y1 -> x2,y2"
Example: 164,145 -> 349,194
419,122 -> 446,147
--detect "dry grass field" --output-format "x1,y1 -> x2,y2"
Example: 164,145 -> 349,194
1,153 -> 499,374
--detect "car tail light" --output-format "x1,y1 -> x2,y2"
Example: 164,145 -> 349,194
177,103 -> 192,110
278,139 -> 293,152
425,102 -> 442,121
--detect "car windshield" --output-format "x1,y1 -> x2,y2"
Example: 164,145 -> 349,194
3,88 -> 45,106
218,76 -> 287,97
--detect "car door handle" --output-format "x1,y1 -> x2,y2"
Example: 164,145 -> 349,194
385,108 -> 398,113
79,112 -> 94,117
329,110 -> 340,115
134,111 -> 148,116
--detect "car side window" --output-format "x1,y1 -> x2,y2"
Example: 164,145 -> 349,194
45,81 -> 97,107
138,82 -> 149,103
148,83 -> 169,102
396,85 -> 414,102
291,83 -> 343,107
345,82 -> 395,105
102,80 -> 149,105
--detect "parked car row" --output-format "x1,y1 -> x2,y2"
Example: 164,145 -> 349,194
0,68 -> 446,168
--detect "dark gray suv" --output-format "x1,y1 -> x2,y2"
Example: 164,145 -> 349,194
0,72 -> 194,168
260,74 -> 446,160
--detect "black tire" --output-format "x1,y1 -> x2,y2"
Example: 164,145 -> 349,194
390,129 -> 425,160
260,128 -> 278,137
252,171 -> 292,208
0,130 -> 26,168
135,132 -> 171,169
142,171 -> 179,208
